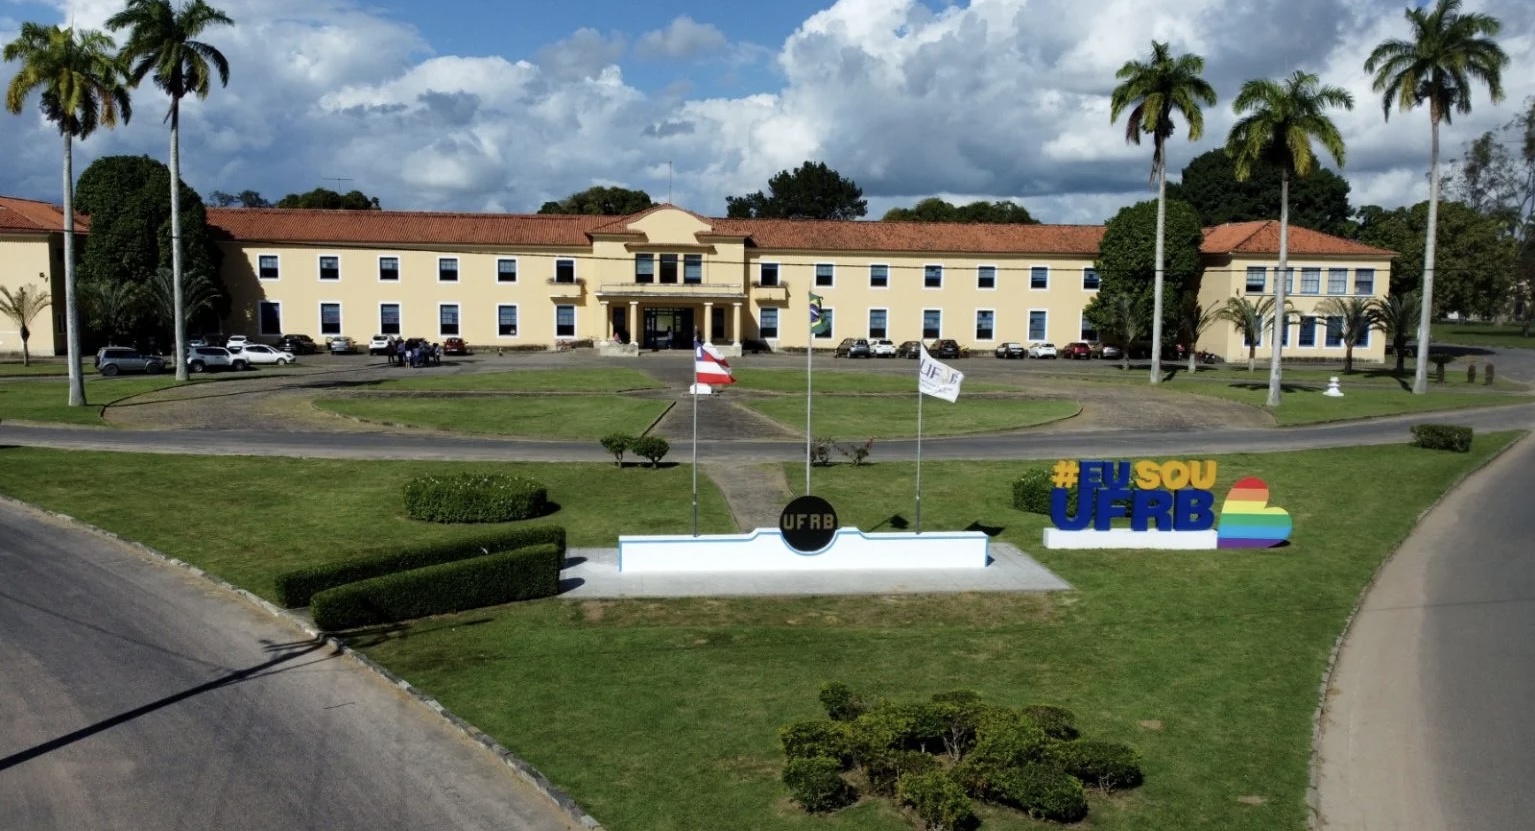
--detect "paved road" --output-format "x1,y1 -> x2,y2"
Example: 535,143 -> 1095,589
1316,434 -> 1535,830
0,501 -> 579,831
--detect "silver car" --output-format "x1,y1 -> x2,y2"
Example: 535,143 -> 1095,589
95,347 -> 166,376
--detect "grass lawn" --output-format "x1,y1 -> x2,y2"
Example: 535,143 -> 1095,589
1432,321 -> 1535,350
733,367 -> 1019,394
0,449 -> 733,601
741,394 -> 1081,438
0,376 -> 192,425
1171,380 -> 1527,425
0,361 -> 70,377
366,368 -> 664,392
313,395 -> 671,439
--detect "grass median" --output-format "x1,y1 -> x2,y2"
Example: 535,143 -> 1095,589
1432,321 -> 1535,350
313,395 -> 671,439
0,376 -> 191,425
740,394 -> 1081,438
365,368 -> 664,392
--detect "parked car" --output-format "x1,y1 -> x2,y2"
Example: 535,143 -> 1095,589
927,339 -> 962,359
188,333 -> 226,349
1028,342 -> 1058,359
368,335 -> 393,356
442,337 -> 470,356
186,346 -> 245,373
1061,341 -> 1092,360
225,334 -> 249,349
834,337 -> 872,358
277,334 -> 319,354
94,347 -> 166,376
896,340 -> 923,359
329,336 -> 358,355
237,343 -> 295,366
869,338 -> 897,358
993,342 -> 1027,359
1091,342 -> 1123,360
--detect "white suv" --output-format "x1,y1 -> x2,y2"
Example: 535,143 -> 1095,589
369,335 -> 392,355
870,338 -> 897,357
237,343 -> 295,366
186,346 -> 246,372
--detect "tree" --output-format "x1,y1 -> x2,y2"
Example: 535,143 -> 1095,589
1109,40 -> 1217,386
1167,149 -> 1355,236
1227,70 -> 1354,407
1216,296 -> 1289,372
276,187 -> 381,210
80,277 -> 144,347
538,186 -> 654,215
1317,296 -> 1375,374
5,23 -> 133,407
1083,198 -> 1205,358
145,266 -> 217,337
1177,299 -> 1222,373
1366,0 -> 1509,394
208,188 -> 269,207
1098,294 -> 1150,371
1369,290 -> 1421,375
0,282 -> 52,366
1354,200 -> 1517,320
881,198 -> 1039,224
725,161 -> 867,220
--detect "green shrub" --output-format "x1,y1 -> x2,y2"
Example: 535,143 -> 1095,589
852,701 -> 947,756
862,750 -> 939,797
1048,740 -> 1144,791
1021,704 -> 1079,741
272,525 -> 566,608
1012,468 -> 1076,515
599,433 -> 634,467
403,473 -> 549,523
820,681 -> 867,722
988,764 -> 1088,823
630,435 -> 671,467
896,771 -> 975,831
1410,423 -> 1473,453
779,720 -> 852,765
929,690 -> 984,759
968,709 -> 1049,769
309,543 -> 562,630
782,757 -> 854,813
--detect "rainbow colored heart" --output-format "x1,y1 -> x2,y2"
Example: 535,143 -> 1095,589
1216,477 -> 1292,549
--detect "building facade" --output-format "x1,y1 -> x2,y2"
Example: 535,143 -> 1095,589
0,196 -> 77,358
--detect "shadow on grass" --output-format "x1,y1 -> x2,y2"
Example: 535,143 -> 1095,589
345,617 -> 495,648
1228,382 -> 1326,393
965,520 -> 1005,537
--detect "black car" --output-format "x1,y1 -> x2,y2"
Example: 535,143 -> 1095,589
896,340 -> 923,359
277,333 -> 320,354
834,337 -> 872,358
927,339 -> 962,359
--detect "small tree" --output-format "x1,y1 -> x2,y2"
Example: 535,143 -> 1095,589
146,266 -> 217,336
1217,296 -> 1289,372
80,278 -> 142,347
1179,299 -> 1222,372
599,433 -> 633,467
631,435 -> 670,468
0,282 -> 52,365
1318,296 -> 1376,374
1369,291 -> 1422,375
1100,294 -> 1148,371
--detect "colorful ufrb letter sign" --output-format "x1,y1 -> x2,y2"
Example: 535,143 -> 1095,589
1042,459 -> 1292,550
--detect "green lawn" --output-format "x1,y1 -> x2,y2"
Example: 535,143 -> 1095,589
0,376 -> 191,424
0,361 -> 70,377
1173,380 -> 1527,425
741,394 -> 1081,438
1432,321 -> 1535,350
733,367 -> 1019,394
366,368 -> 664,392
314,395 -> 671,439
0,450 -> 732,601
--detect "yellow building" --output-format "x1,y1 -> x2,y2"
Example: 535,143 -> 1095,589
0,196 -> 77,359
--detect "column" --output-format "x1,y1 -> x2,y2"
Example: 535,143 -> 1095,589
599,301 -> 610,340
628,301 -> 638,345
732,303 -> 742,347
703,301 -> 714,345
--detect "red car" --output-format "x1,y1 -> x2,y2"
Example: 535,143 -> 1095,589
1061,341 -> 1092,359
442,337 -> 470,356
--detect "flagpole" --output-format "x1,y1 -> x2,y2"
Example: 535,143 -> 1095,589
692,367 -> 699,537
805,313 -> 813,496
915,375 -> 923,534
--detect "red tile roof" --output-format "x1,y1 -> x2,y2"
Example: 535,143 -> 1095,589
1201,221 -> 1395,257
0,196 -> 88,234
205,207 -> 611,247
712,218 -> 1109,254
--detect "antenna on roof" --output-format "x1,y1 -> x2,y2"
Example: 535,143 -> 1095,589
324,176 -> 354,189
667,161 -> 673,204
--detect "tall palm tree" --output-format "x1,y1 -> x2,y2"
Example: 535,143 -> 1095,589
1365,0 -> 1507,395
1317,296 -> 1376,374
1226,70 -> 1353,406
0,281 -> 52,367
107,0 -> 233,382
5,23 -> 132,406
1369,290 -> 1422,376
1110,41 -> 1217,386
1216,296 -> 1290,373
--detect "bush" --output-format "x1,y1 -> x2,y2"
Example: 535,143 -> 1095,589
1047,740 -> 1144,791
1012,467 -> 1076,515
779,720 -> 852,765
403,473 -> 549,523
309,542 -> 562,631
820,681 -> 867,722
1021,704 -> 1079,741
863,749 -> 940,797
630,435 -> 670,467
273,525 -> 566,608
929,691 -> 984,759
896,771 -> 975,831
968,708 -> 1049,769
988,764 -> 1088,823
782,757 -> 854,813
1411,423 -> 1473,453
600,433 -> 634,467
853,702 -> 948,756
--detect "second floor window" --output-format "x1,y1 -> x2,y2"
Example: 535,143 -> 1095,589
869,264 -> 888,288
1328,267 -> 1348,294
1030,267 -> 1049,290
379,257 -> 399,281
554,259 -> 576,283
815,263 -> 834,287
319,256 -> 340,281
635,254 -> 655,284
683,254 -> 702,284
1083,268 -> 1100,290
759,262 -> 779,286
1301,268 -> 1321,295
258,255 -> 279,280
659,254 -> 678,284
1245,266 -> 1266,293
1355,269 -> 1375,295
439,257 -> 459,282
497,258 -> 518,283
977,266 -> 996,289
924,265 -> 943,288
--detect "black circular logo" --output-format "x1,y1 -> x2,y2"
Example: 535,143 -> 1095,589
780,496 -> 839,554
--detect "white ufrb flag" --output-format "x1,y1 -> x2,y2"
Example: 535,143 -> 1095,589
918,344 -> 964,402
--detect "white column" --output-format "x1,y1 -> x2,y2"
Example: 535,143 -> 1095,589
599,300 -> 611,340
732,302 -> 742,347
703,301 -> 714,344
628,301 -> 638,344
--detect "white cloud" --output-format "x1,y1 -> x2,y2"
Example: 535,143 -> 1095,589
634,15 -> 728,60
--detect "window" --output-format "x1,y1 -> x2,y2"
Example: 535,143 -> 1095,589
868,308 -> 888,338
659,254 -> 678,284
555,305 -> 576,338
379,256 -> 399,282
1301,267 -> 1321,295
1355,268 -> 1375,295
379,304 -> 401,336
635,253 -> 655,284
1328,267 -> 1348,294
439,304 -> 460,336
1030,266 -> 1049,290
1298,315 -> 1316,347
924,265 -> 943,289
258,301 -> 281,335
922,309 -> 942,339
1281,267 -> 1295,294
438,257 -> 459,282
1028,310 -> 1047,341
497,258 -> 518,283
814,308 -> 834,339
977,266 -> 996,290
759,307 -> 779,339
320,302 -> 341,335
1245,266 -> 1267,293
759,262 -> 779,286
497,305 -> 518,337
975,310 -> 994,340
1082,268 -> 1100,290
1324,316 -> 1344,347
319,256 -> 340,281
1080,313 -> 1098,342
815,263 -> 834,287
869,264 -> 888,288
683,254 -> 703,284
554,259 -> 576,284
1354,325 -> 1370,347
258,255 -> 280,280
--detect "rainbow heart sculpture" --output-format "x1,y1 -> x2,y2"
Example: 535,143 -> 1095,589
1217,476 -> 1292,549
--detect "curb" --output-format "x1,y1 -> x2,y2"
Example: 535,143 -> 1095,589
1304,429 -> 1530,830
0,495 -> 604,831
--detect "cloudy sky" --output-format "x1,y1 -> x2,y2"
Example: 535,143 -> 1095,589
1,0 -> 1532,224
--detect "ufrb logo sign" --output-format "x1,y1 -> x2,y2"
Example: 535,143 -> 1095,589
780,496 -> 838,553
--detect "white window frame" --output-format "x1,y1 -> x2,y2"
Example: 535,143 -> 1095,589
974,308 -> 996,341
554,259 -> 578,284
921,308 -> 942,340
257,301 -> 282,336
317,254 -> 341,282
1355,268 -> 1376,296
868,263 -> 889,290
1297,315 -> 1317,348
496,303 -> 520,339
257,253 -> 280,281
1082,267 -> 1100,291
1327,267 -> 1348,295
1079,311 -> 1099,342
923,264 -> 943,290
318,300 -> 343,336
1324,315 -> 1345,348
1245,266 -> 1267,294
759,307 -> 780,339
814,262 -> 835,288
1027,308 -> 1048,342
438,256 -> 460,283
976,265 -> 997,291
1029,265 -> 1050,291
379,302 -> 402,337
438,302 -> 461,337
758,261 -> 780,287
868,307 -> 889,339
554,304 -> 577,339
1300,267 -> 1321,295
497,257 -> 519,284
378,254 -> 400,283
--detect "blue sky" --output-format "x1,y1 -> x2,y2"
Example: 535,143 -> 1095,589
1,0 -> 1532,223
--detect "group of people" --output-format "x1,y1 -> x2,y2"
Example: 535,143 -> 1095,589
387,337 -> 442,368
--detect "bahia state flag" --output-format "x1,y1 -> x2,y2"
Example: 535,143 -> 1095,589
694,343 -> 736,386
809,293 -> 830,335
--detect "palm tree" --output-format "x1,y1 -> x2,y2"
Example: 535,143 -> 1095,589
1102,294 -> 1149,372
107,0 -> 233,382
5,23 -> 133,406
1110,41 -> 1217,386
1369,290 -> 1422,376
147,265 -> 217,333
1365,0 -> 1507,395
1226,70 -> 1353,406
80,278 -> 143,347
1179,299 -> 1222,373
0,281 -> 52,366
1317,296 -> 1376,374
1217,296 -> 1291,373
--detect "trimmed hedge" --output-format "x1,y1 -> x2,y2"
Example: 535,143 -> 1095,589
1411,423 -> 1473,453
988,763 -> 1088,823
1047,740 -> 1144,791
783,757 -> 854,812
273,525 -> 566,608
896,771 -> 975,831
1012,468 -> 1077,515
310,543 -> 562,631
820,680 -> 868,722
403,473 -> 549,523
